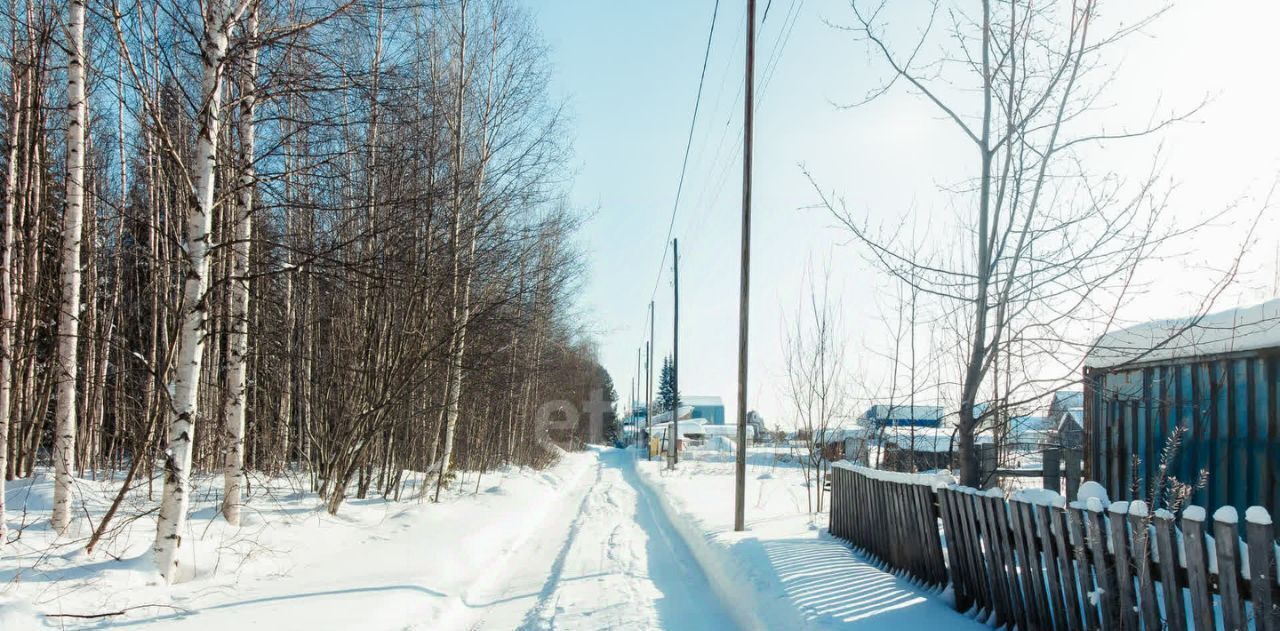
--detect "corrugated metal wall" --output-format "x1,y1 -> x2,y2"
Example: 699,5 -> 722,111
1085,350 -> 1280,516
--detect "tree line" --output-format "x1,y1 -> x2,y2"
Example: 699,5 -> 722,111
0,0 -> 612,583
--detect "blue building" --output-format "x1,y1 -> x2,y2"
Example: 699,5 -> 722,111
683,395 -> 725,425
858,405 -> 944,428
1085,299 -> 1280,518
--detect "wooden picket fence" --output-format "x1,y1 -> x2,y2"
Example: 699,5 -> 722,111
829,462 -> 1280,631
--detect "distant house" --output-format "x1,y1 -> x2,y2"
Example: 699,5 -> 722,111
1084,298 -> 1280,519
745,410 -> 767,443
858,405 -> 944,428
1006,415 -> 1052,452
878,426 -> 993,472
650,419 -> 705,455
1046,390 -> 1085,450
683,395 -> 725,425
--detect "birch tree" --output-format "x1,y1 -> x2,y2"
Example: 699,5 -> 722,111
0,0 -> 21,549
50,0 -> 87,535
435,0 -> 471,496
153,0 -> 253,582
221,7 -> 256,527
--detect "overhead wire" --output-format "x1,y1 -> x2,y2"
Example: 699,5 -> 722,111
634,0 -> 723,374
635,0 -> 804,389
647,0 -> 722,305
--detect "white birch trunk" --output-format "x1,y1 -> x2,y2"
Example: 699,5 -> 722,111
51,0 -> 87,535
437,0 -> 468,488
0,39 -> 21,552
222,9 -> 256,527
154,0 -> 237,582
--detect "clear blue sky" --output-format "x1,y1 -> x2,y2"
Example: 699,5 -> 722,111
522,0 -> 1280,428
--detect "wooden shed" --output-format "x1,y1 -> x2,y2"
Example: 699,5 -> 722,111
1084,299 -> 1280,517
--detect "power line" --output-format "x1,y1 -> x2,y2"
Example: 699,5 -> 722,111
634,0 -> 723,367
647,0 -> 721,305
684,0 -> 803,241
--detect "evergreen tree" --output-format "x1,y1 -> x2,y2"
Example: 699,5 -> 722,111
657,356 -> 678,413
599,367 -> 620,444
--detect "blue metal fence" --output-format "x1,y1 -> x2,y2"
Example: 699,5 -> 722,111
1086,350 -> 1280,518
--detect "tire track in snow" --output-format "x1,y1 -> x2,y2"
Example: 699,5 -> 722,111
512,464 -> 604,630
469,449 -> 739,630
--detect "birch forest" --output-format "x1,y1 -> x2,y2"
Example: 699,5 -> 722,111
0,0 -> 606,582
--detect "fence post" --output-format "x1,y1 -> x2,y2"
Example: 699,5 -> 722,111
1182,512 -> 1215,631
1244,508 -> 1278,631
1043,448 -> 1061,493
1152,511 -> 1187,631
1127,505 -> 1161,631
1084,506 -> 1119,630
1050,508 -> 1085,631
1066,506 -> 1100,631
979,445 -> 998,489
1064,449 -> 1081,499
1213,510 -> 1246,630
1106,503 -> 1139,631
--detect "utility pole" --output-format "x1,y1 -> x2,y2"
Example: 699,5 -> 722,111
670,238 -> 680,469
635,346 -> 641,447
734,0 -> 757,533
647,301 -> 654,461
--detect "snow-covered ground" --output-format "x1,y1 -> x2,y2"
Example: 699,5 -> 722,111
3,445 -> 989,630
1,447 -> 740,630
3,450 -> 602,629
635,446 -> 989,630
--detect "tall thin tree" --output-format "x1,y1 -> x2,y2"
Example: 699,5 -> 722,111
51,0 -> 88,535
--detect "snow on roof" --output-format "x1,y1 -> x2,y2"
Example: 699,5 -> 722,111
1085,298 -> 1280,370
816,427 -> 874,443
1052,390 -> 1083,408
701,424 -> 755,438
860,405 -> 944,421
879,427 -> 992,453
1056,407 -> 1085,431
681,395 -> 724,407
651,419 -> 705,439
1009,415 -> 1051,436
650,405 -> 694,424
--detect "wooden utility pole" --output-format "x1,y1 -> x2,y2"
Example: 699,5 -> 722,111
670,238 -> 680,468
734,0 -> 757,533
647,301 -> 654,460
635,346 -> 641,445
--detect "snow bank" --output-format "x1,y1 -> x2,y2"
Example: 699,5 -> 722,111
633,462 -> 806,631
637,450 -> 988,631
1086,298 -> 1280,369
708,435 -> 737,453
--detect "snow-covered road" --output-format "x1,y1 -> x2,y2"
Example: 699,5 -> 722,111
462,448 -> 738,630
